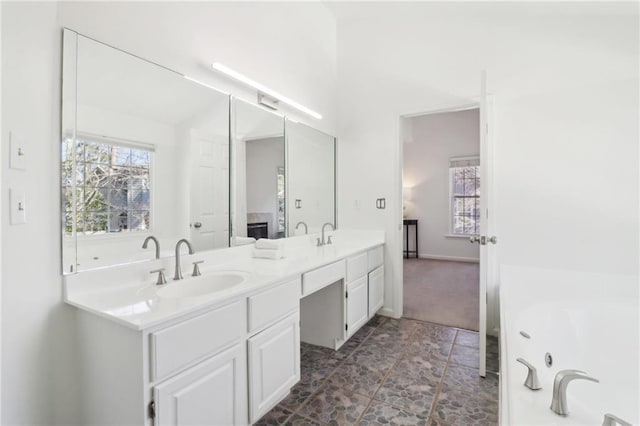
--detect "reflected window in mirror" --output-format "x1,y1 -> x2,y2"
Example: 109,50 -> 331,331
277,166 -> 285,235
62,134 -> 153,235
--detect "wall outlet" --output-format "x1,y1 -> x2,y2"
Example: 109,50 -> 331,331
10,132 -> 27,170
10,188 -> 27,225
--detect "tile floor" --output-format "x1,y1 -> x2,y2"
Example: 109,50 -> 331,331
255,316 -> 500,426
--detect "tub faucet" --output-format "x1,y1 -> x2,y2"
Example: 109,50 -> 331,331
317,222 -> 335,246
602,413 -> 632,426
516,358 -> 541,390
295,221 -> 308,235
174,239 -> 194,280
142,236 -> 160,259
550,369 -> 599,416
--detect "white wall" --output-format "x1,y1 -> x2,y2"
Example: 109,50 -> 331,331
404,109 -> 480,261
1,2 -> 337,425
58,2 -> 337,135
334,2 -> 639,332
245,137 -> 285,238
1,3 -> 78,425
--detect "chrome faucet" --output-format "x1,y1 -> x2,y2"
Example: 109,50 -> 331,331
516,358 -> 541,390
602,413 -> 632,426
550,369 -> 599,416
295,221 -> 308,234
142,236 -> 160,259
317,222 -> 335,246
174,239 -> 194,280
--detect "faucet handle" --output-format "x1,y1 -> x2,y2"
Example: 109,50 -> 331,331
327,235 -> 333,245
316,237 -> 322,247
516,358 -> 542,390
603,413 -> 632,426
555,369 -> 598,383
192,260 -> 204,277
150,268 -> 167,285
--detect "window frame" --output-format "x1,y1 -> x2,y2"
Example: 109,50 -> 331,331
62,132 -> 155,238
448,156 -> 480,236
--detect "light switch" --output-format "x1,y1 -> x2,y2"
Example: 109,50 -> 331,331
10,188 -> 27,225
10,132 -> 27,170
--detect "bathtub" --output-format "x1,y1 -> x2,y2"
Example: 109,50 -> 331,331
500,265 -> 639,425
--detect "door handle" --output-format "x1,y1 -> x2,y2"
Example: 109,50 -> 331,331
469,235 -> 497,245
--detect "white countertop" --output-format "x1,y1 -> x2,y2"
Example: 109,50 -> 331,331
64,230 -> 385,331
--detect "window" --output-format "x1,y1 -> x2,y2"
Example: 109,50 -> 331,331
277,167 -> 285,233
450,157 -> 480,235
62,135 -> 152,235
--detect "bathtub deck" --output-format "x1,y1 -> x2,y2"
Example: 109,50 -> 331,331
255,316 -> 500,425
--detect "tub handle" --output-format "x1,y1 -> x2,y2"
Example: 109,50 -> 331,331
516,357 -> 542,390
602,413 -> 632,426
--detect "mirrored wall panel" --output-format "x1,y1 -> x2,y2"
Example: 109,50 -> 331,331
230,98 -> 286,241
286,120 -> 336,234
62,29 -> 230,273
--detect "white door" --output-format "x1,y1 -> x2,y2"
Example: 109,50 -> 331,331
368,265 -> 384,318
346,276 -> 369,336
154,343 -> 247,426
189,130 -> 229,251
248,312 -> 300,423
477,70 -> 497,377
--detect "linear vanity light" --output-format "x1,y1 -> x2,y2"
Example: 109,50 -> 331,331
211,62 -> 323,120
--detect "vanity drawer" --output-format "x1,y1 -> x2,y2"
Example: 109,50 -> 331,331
302,260 -> 345,296
248,277 -> 300,334
346,252 -> 368,283
367,246 -> 384,270
150,300 -> 245,381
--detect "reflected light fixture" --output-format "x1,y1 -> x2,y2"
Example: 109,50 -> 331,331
211,62 -> 322,120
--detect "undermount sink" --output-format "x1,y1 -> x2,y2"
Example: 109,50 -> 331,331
157,272 -> 247,299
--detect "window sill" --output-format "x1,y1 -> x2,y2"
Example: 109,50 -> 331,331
444,234 -> 472,239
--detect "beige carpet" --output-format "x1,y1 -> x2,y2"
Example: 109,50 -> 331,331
403,258 -> 479,331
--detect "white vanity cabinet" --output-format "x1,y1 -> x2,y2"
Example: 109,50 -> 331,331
343,246 -> 385,336
75,299 -> 248,426
150,301 -> 247,426
346,252 -> 369,336
246,277 -> 301,423
367,246 -> 385,318
67,232 -> 386,426
154,343 -> 245,426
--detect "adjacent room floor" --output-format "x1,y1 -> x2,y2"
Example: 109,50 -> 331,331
403,259 -> 480,331
256,316 -> 499,425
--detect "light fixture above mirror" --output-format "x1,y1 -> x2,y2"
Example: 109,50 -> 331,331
211,62 -> 323,120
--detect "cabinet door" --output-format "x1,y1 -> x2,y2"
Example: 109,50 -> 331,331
248,312 -> 300,423
347,275 -> 368,337
154,343 -> 247,426
368,265 -> 385,318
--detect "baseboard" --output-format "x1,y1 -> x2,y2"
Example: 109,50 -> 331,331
378,307 -> 400,319
416,254 -> 480,263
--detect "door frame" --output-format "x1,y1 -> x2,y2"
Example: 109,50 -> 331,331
394,95 -> 496,370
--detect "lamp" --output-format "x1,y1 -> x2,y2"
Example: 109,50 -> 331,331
402,186 -> 413,219
211,62 -> 322,120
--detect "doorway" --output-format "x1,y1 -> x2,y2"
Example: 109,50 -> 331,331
402,107 -> 481,331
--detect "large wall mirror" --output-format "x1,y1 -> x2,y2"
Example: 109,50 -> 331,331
61,29 -> 230,273
286,120 -> 336,234
230,98 -> 286,241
